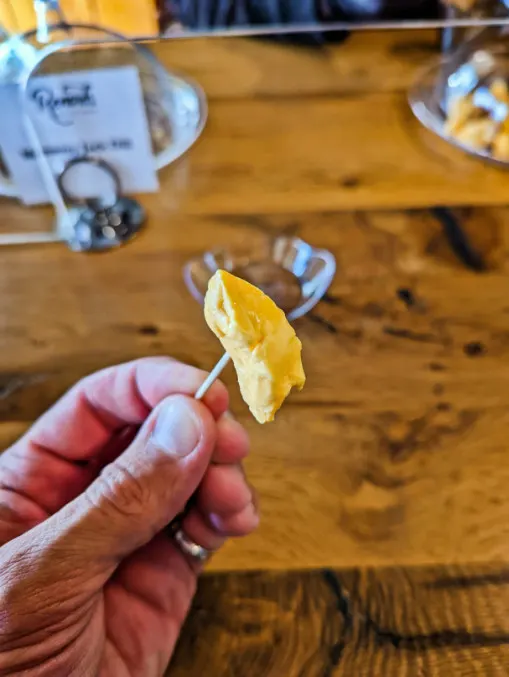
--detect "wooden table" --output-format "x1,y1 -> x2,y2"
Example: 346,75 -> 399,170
2,29 -> 509,675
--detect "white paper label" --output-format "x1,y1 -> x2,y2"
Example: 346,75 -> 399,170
0,66 -> 159,205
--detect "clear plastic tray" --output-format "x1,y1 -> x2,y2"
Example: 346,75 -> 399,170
184,235 -> 336,321
409,26 -> 509,166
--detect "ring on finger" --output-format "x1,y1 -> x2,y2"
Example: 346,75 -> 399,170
173,527 -> 213,564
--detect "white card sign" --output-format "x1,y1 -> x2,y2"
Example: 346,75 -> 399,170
0,66 -> 159,205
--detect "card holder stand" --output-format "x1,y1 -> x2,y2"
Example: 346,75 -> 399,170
0,36 -> 135,249
0,1 -> 207,250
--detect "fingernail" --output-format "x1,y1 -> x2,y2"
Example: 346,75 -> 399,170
209,502 -> 260,533
152,398 -> 201,458
243,502 -> 260,527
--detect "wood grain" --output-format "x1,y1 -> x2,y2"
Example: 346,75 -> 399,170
167,564 -> 509,676
2,205 -> 509,571
2,27 -> 509,677
149,32 -> 509,213
152,30 -> 442,100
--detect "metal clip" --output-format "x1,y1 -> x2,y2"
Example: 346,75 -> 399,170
56,156 -> 145,252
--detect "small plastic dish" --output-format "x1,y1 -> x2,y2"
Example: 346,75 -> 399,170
409,44 -> 509,168
183,235 -> 336,321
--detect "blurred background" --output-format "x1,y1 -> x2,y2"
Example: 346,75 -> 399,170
0,0 -> 480,38
0,0 -> 160,36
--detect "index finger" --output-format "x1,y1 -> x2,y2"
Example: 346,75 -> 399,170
25,357 -> 229,460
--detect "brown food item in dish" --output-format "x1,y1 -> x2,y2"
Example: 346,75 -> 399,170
231,262 -> 302,315
444,77 -> 509,159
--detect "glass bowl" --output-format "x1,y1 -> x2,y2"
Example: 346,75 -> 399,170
183,235 -> 336,321
0,26 -> 207,199
409,38 -> 509,168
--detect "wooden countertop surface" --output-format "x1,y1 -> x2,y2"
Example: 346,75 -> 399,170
1,29 -> 509,675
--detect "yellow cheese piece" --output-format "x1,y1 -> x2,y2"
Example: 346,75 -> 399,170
445,95 -> 475,137
493,132 -> 509,161
204,270 -> 305,424
490,78 -> 509,105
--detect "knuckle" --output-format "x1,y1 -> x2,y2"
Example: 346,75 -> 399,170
86,462 -> 149,519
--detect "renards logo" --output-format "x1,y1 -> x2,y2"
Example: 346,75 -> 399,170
31,83 -> 96,126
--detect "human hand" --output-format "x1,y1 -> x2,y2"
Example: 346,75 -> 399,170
0,357 -> 258,676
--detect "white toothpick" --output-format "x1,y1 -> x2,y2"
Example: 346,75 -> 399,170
195,352 -> 231,400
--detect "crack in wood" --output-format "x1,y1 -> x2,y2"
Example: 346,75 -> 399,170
396,287 -> 417,308
321,570 -> 355,672
430,207 -> 487,273
307,312 -> 339,334
0,374 -> 47,400
332,567 -> 509,653
383,326 -> 441,344
365,621 -> 509,651
322,293 -> 342,306
427,570 -> 509,589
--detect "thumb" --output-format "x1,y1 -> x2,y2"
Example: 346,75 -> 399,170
40,395 -> 216,572
0,395 -> 216,650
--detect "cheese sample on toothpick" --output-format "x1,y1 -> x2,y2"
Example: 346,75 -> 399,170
204,270 -> 305,423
